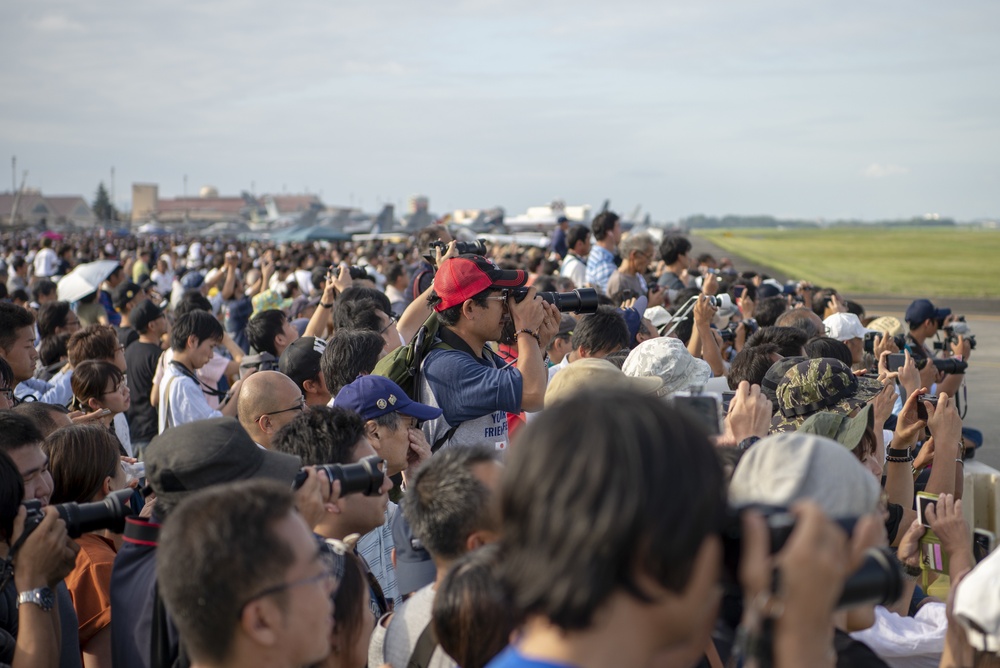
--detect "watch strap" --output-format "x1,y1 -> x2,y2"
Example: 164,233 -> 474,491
17,586 -> 55,611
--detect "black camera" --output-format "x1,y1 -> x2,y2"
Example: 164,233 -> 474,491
348,266 -> 370,281
508,287 -> 600,315
931,357 -> 968,374
291,455 -> 386,497
864,332 -> 906,355
721,506 -> 902,609
718,318 -> 759,343
916,394 -> 938,421
429,239 -> 488,257
23,488 -> 133,540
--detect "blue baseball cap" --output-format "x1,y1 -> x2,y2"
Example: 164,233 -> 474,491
904,299 -> 950,326
335,375 -> 443,422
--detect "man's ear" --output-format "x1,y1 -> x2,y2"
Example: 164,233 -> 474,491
186,335 -> 201,351
365,420 -> 380,444
302,377 -> 321,396
239,599 -> 280,647
461,299 -> 477,320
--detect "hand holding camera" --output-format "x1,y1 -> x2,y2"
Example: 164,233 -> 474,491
11,505 -> 79,590
508,286 -> 546,334
893,387 -> 929,447
291,467 -> 343,529
723,381 -> 771,445
925,392 -> 962,453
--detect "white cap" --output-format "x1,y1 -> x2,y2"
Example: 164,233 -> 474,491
823,313 -> 872,342
954,547 -> 1000,654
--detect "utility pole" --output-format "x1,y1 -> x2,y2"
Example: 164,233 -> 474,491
11,156 -> 15,193
110,166 -> 116,218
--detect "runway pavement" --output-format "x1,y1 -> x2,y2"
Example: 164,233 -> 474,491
687,232 -> 999,467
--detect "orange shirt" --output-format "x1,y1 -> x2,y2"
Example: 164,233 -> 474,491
65,534 -> 117,645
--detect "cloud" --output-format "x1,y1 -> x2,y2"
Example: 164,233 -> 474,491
862,163 -> 910,179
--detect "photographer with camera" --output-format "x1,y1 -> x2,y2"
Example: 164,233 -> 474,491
110,417 -> 334,668
421,256 -> 559,451
0,413 -> 83,668
903,299 -> 971,398
272,407 -> 397,617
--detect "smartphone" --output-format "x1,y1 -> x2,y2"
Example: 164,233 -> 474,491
672,392 -> 723,435
733,285 -> 746,300
916,491 -> 939,528
974,529 -> 995,563
886,353 -> 907,373
916,394 -> 938,422
721,391 -> 736,415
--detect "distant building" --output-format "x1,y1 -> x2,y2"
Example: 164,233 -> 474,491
132,183 -> 323,226
0,189 -> 95,228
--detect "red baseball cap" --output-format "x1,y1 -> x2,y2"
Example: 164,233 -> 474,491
433,256 -> 528,311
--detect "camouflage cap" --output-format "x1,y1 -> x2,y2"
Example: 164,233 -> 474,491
761,356 -> 808,412
770,358 -> 883,433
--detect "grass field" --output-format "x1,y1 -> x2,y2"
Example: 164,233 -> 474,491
697,227 -> 1000,298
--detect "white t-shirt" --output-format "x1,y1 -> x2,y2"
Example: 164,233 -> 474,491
34,247 -> 59,277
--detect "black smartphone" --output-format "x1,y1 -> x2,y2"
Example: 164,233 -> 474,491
916,492 -> 939,528
886,353 -> 907,372
733,284 -> 746,300
916,394 -> 938,422
673,392 -> 723,435
974,529 -> 995,563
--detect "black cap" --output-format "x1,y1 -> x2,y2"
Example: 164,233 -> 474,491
113,281 -> 142,311
145,417 -> 301,506
278,336 -> 326,390
129,299 -> 164,334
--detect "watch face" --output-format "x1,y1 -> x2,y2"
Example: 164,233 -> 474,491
39,587 -> 55,609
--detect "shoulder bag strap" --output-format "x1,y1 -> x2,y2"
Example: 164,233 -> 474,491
406,621 -> 439,668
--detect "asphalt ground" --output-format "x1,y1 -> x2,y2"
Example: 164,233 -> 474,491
689,233 -> 1000,469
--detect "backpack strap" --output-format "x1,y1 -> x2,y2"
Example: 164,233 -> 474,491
406,621 -> 439,668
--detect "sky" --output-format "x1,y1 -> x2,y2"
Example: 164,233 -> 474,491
2,0 -> 998,222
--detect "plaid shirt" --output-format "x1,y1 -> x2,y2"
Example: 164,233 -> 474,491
585,245 -> 617,293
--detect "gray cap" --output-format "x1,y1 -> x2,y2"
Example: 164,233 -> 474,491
391,507 -> 436,597
145,417 -> 301,506
728,432 -> 881,518
622,337 -> 712,397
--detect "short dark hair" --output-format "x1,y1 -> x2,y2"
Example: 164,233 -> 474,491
67,324 -> 119,366
271,406 -> 366,466
31,279 -> 57,303
157,480 -> 297,664
246,310 -> 287,356
11,402 -> 68,438
386,263 -> 407,285
591,211 -> 620,242
174,290 -> 213,318
570,306 -> 628,356
416,226 -> 450,252
753,297 -> 787,328
432,544 -> 518,668
0,450 -> 24,541
171,311 -> 224,353
804,336 -> 854,367
745,326 -> 808,358
566,225 -> 590,251
774,307 -> 821,338
403,445 -> 500,561
658,236 -> 692,265
0,412 -> 44,454
44,425 -> 120,505
337,286 -> 392,316
0,302 -> 35,352
333,298 -> 384,334
38,332 -> 69,366
36,301 -> 73,339
322,330 -> 385,396
500,389 -> 724,630
71,360 -> 124,410
726,343 -> 780,390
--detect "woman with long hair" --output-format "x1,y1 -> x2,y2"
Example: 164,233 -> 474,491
44,425 -> 129,668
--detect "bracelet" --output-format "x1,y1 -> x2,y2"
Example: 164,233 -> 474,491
886,455 -> 914,463
320,301 -> 334,308
516,329 -> 541,345
955,458 -> 965,466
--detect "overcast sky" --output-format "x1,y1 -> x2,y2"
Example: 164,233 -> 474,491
2,0 -> 998,221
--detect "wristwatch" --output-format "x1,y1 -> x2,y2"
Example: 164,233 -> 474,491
17,586 -> 55,611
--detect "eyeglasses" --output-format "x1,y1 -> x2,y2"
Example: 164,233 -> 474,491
254,398 -> 306,423
0,388 -> 13,402
237,567 -> 335,619
483,294 -> 508,305
379,314 -> 398,335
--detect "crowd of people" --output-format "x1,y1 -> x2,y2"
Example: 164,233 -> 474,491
0,212 -> 995,668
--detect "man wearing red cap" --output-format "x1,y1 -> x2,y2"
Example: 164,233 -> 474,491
421,255 -> 560,451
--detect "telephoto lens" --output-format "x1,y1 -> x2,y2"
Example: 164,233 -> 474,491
22,488 -> 135,540
291,455 -> 386,497
510,288 -> 599,315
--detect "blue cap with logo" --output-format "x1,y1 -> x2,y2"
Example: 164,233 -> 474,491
334,375 -> 443,422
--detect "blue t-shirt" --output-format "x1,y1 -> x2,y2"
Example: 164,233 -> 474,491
488,647 -> 577,668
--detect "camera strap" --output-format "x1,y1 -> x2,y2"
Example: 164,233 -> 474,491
123,517 -> 160,546
169,361 -> 228,399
